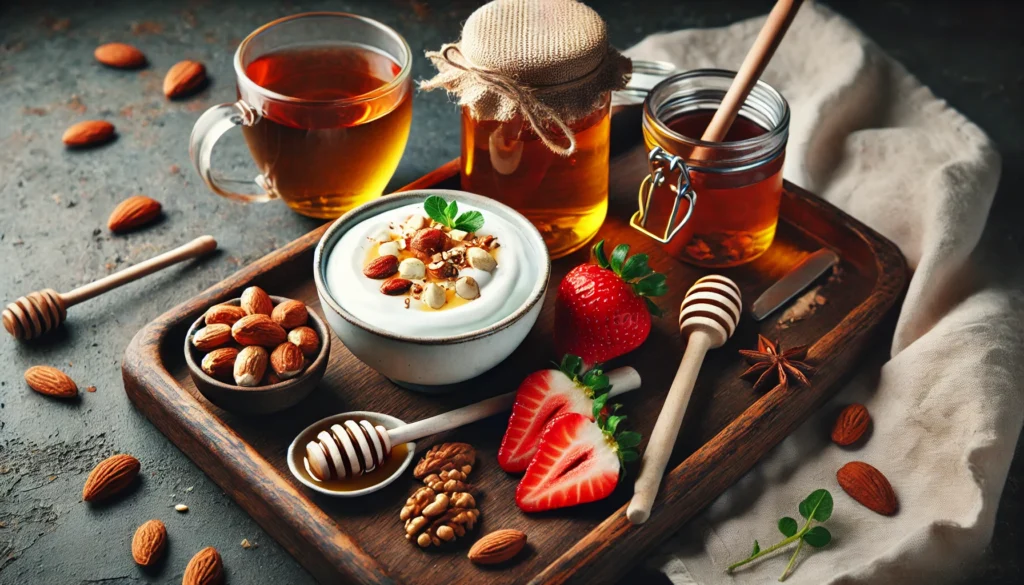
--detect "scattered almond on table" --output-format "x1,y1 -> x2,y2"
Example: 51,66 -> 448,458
183,546 -> 223,585
108,195 -> 162,233
94,42 -> 147,69
831,403 -> 870,446
164,60 -> 207,99
131,519 -> 167,567
82,454 -> 140,502
62,120 -> 115,148
24,365 -> 78,398
836,461 -> 898,516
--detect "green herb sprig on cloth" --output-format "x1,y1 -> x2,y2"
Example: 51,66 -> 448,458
726,489 -> 834,582
424,195 -> 485,233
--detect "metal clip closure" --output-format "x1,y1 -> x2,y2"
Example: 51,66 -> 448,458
630,147 -> 697,243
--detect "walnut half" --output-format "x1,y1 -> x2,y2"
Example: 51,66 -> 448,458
402,486 -> 480,548
413,442 -> 475,479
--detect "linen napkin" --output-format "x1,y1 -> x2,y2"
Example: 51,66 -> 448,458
607,2 -> 1022,584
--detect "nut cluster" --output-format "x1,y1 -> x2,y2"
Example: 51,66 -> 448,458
362,213 -> 500,311
401,442 -> 480,548
191,286 -> 320,387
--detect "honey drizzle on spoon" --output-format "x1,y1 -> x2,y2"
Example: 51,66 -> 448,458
291,416 -> 410,493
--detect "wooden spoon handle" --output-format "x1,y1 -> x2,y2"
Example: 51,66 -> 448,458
60,236 -> 217,307
627,331 -> 712,524
388,367 -> 642,446
701,0 -> 804,142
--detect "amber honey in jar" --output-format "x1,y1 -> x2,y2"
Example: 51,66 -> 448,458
460,94 -> 611,258
639,69 -> 790,267
421,0 -> 631,259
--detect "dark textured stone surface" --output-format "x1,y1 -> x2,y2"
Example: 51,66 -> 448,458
0,1 -> 1019,583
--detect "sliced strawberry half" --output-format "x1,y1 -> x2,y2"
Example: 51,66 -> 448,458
515,397 -> 641,513
498,355 -> 612,473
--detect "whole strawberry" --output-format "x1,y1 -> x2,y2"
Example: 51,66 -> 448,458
555,241 -> 667,365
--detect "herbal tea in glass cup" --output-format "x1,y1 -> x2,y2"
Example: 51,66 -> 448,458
635,69 -> 790,267
190,13 -> 413,219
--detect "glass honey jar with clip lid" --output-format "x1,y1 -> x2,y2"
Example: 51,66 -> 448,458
422,0 -> 632,259
632,69 -> 790,267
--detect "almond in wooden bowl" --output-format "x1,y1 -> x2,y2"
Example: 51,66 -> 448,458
184,296 -> 330,415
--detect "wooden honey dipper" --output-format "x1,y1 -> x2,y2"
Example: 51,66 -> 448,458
3,235 -> 217,340
627,275 -> 742,524
304,367 -> 643,482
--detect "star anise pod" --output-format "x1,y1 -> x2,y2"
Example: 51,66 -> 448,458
738,335 -> 815,392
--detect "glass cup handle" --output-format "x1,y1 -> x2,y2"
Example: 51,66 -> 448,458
189,100 -> 274,203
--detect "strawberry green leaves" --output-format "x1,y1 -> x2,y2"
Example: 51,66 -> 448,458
592,240 -> 667,316
557,354 -> 610,398
726,489 -> 835,582
424,195 -> 485,233
591,394 -> 642,467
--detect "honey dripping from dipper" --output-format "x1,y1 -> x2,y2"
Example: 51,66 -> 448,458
292,417 -> 409,493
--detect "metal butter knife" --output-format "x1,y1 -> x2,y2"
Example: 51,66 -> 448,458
750,249 -> 840,321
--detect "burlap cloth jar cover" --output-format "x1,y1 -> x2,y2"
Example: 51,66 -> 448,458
420,0 -> 631,155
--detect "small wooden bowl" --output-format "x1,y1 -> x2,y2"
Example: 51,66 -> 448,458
184,296 -> 331,415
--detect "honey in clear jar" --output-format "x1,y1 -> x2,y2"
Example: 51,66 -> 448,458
421,0 -> 631,259
460,96 -> 610,259
640,70 -> 790,267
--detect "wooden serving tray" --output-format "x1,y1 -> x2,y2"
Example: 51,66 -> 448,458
123,150 -> 906,584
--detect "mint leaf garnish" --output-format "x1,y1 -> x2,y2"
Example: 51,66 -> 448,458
424,196 -> 449,226
423,195 -> 486,233
454,210 -> 484,233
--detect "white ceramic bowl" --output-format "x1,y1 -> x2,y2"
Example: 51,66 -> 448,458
313,189 -> 550,390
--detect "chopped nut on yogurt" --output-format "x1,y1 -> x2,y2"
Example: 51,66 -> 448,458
422,283 -> 446,309
399,258 -> 426,280
455,276 -> 480,300
449,229 -> 468,241
370,228 -> 393,243
467,247 -> 497,272
405,215 -> 426,231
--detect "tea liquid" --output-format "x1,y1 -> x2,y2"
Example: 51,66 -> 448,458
643,110 -> 784,267
242,44 -> 412,218
460,101 -> 610,259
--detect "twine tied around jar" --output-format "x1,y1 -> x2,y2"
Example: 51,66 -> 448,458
423,44 -> 582,155
420,0 -> 631,157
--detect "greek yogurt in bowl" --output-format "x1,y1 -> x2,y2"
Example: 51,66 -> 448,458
314,190 -> 550,389
326,201 -> 531,338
